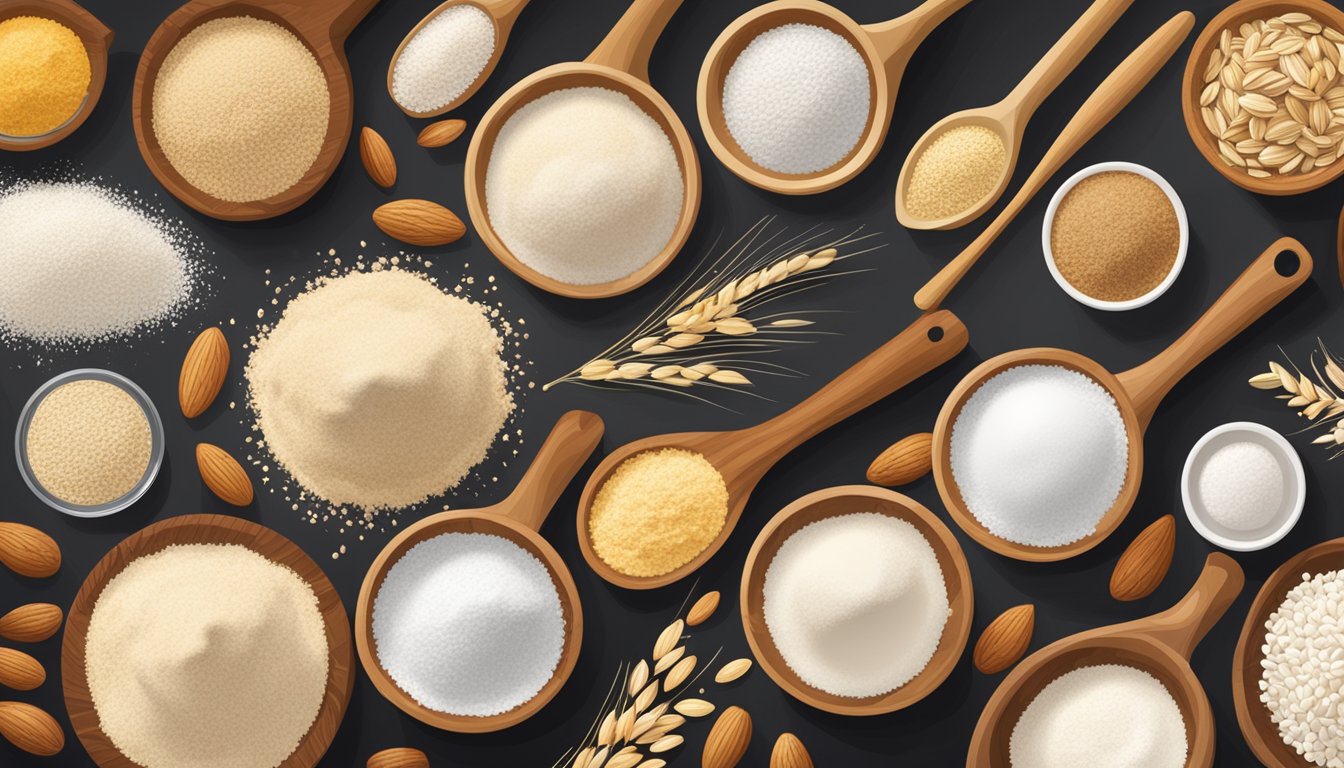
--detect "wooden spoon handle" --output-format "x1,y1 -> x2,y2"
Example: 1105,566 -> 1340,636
863,0 -> 972,66
504,411 -> 605,531
0,701 -> 63,756
0,604 -> 63,644
1135,553 -> 1244,659
327,0 -> 381,44
1000,0 -> 1135,121
0,523 -> 61,579
586,0 -> 683,82
484,0 -> 531,29
914,11 -> 1194,311
1117,237 -> 1313,429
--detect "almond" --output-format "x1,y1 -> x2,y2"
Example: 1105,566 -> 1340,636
0,523 -> 60,579
686,590 -> 719,626
196,443 -> 254,507
179,326 -> 230,418
973,604 -> 1034,674
866,432 -> 933,486
770,733 -> 812,768
373,199 -> 466,246
0,701 -> 63,756
0,603 -> 63,644
367,747 -> 428,768
417,119 -> 467,148
360,127 -> 397,188
0,648 -> 44,691
1110,515 -> 1176,601
702,706 -> 751,768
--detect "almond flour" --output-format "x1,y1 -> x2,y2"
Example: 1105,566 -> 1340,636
25,379 -> 151,507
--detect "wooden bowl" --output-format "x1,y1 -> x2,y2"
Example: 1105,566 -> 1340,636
1232,537 -> 1344,766
740,486 -> 973,715
1180,0 -> 1344,196
968,553 -> 1244,767
61,514 -> 354,768
131,0 -> 379,221
0,0 -> 112,152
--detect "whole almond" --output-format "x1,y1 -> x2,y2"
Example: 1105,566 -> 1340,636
373,199 -> 466,246
0,648 -> 44,691
973,604 -> 1035,674
866,432 -> 933,486
360,127 -> 397,188
179,326 -> 230,418
367,747 -> 428,768
0,603 -> 63,643
417,119 -> 467,148
0,523 -> 60,578
702,706 -> 751,768
686,590 -> 719,627
196,443 -> 254,507
770,733 -> 813,768
0,701 -> 63,756
1110,515 -> 1176,601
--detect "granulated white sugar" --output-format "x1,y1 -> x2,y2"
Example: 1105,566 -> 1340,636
762,512 -> 948,697
1010,664 -> 1187,768
1196,440 -> 1285,532
722,23 -> 871,174
485,87 -> 684,285
0,181 -> 196,344
1261,568 -> 1344,767
85,544 -> 328,768
245,268 -> 513,510
391,4 -> 495,113
950,365 -> 1128,547
372,532 -> 565,716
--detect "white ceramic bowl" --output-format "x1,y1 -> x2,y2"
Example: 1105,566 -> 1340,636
1042,161 -> 1188,311
1181,422 -> 1304,552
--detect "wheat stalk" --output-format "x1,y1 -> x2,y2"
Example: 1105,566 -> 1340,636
1249,339 -> 1344,456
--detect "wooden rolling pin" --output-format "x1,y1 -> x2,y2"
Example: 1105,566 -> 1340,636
0,604 -> 63,644
0,523 -> 61,578
0,701 -> 63,756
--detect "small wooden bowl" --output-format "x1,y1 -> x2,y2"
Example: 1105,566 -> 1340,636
1233,537 -> 1344,766
61,514 -> 354,768
740,486 -> 973,715
0,0 -> 112,152
131,0 -> 379,221
1180,0 -> 1344,196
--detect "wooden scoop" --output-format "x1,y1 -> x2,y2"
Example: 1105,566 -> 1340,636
464,0 -> 700,299
131,0 -> 380,221
387,0 -> 530,118
933,238 -> 1312,562
968,553 -> 1243,767
356,410 -> 604,733
0,702 -> 63,756
894,0 -> 1134,230
914,11 -> 1194,311
697,0 -> 970,196
0,522 -> 61,579
0,0 -> 112,152
577,310 -> 968,590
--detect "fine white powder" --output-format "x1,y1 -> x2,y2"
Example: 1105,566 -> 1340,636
0,181 -> 197,345
1261,568 -> 1344,767
762,512 -> 949,698
372,532 -> 565,717
391,4 -> 496,113
950,365 -> 1129,547
1010,664 -> 1188,767
1196,440 -> 1285,532
485,87 -> 684,285
722,23 -> 871,174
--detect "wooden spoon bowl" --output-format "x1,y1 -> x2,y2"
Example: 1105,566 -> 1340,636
0,0 -> 112,152
1233,537 -> 1344,766
61,514 -> 354,768
577,310 -> 968,590
131,0 -> 378,221
696,0 -> 969,196
740,485 -> 973,715
464,0 -> 699,299
968,553 -> 1244,767
355,411 -> 603,733
932,238 -> 1312,561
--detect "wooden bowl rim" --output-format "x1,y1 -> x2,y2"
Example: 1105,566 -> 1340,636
60,514 -> 354,768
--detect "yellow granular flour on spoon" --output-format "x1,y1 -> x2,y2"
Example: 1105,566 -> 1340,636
0,16 -> 91,137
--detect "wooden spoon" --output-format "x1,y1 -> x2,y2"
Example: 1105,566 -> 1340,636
577,310 -> 968,590
464,0 -> 700,299
131,0 -> 380,221
387,0 -> 530,118
697,0 -> 971,196
0,523 -> 61,579
0,701 -> 63,756
356,410 -> 603,733
0,648 -> 44,691
0,604 -> 63,644
968,553 -> 1243,767
740,485 -> 973,715
895,0 -> 1134,230
0,0 -> 112,152
914,11 -> 1194,311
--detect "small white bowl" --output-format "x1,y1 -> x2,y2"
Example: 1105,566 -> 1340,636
1181,422 -> 1304,552
1042,161 -> 1188,311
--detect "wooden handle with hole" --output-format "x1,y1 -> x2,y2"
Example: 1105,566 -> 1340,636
1002,0 -> 1135,120
505,411 -> 605,531
1130,553 -> 1243,659
586,0 -> 683,82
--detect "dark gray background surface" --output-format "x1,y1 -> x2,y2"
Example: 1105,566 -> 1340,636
2,0 -> 1341,765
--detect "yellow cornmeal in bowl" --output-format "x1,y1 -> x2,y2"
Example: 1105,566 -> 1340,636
0,16 -> 91,137
588,448 -> 729,578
